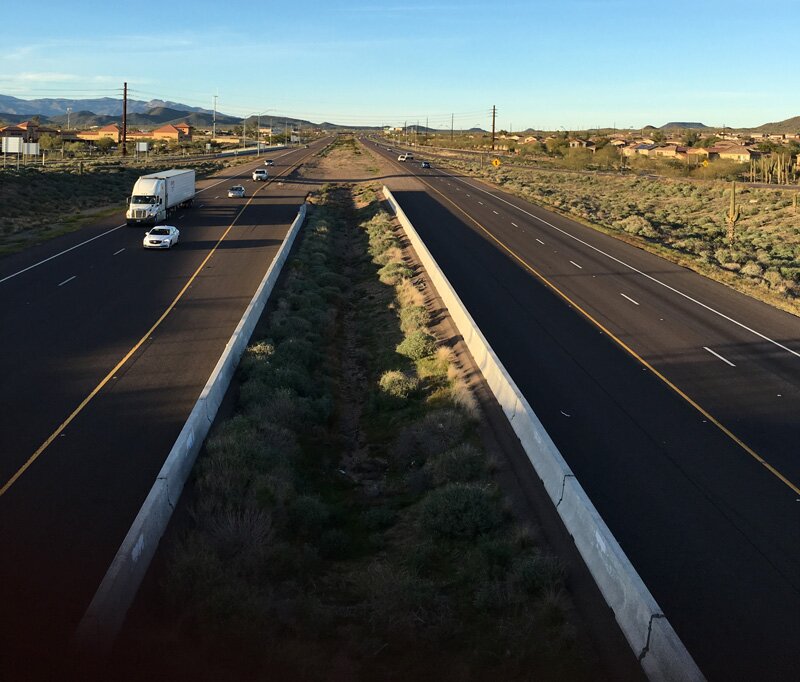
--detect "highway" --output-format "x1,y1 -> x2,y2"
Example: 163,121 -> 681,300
0,140 -> 326,669
363,138 -> 800,680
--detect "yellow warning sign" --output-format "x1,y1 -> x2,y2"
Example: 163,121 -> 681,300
702,159 -> 709,167
492,158 -> 501,167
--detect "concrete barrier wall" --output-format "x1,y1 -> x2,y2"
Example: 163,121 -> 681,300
382,186 -> 704,682
74,203 -> 308,650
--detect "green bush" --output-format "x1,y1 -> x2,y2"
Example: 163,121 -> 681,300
399,305 -> 430,333
419,483 -> 502,539
390,409 -> 470,467
425,443 -> 487,485
378,260 -> 414,285
288,495 -> 331,538
378,370 -> 419,399
396,331 -> 437,360
508,550 -> 565,598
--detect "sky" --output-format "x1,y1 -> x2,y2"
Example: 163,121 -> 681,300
1,0 -> 799,131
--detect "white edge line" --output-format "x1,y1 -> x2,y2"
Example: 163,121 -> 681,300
620,293 -> 640,306
704,346 -> 736,367
438,168 -> 800,360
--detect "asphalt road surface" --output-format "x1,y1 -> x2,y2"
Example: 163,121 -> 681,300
363,138 -> 800,681
0,140 -> 327,670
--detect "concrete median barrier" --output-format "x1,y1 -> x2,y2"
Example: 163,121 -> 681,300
382,186 -> 703,682
74,203 -> 308,651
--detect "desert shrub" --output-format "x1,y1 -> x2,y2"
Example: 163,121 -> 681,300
419,483 -> 502,539
740,261 -> 764,278
359,562 -> 441,637
247,386 -> 311,430
287,495 -> 331,539
507,550 -> 565,598
275,336 -> 320,366
390,409 -> 470,466
206,507 -> 274,562
399,305 -> 430,333
363,506 -> 396,531
396,331 -> 437,360
378,261 -> 414,285
425,443 -> 487,485
379,370 -> 420,399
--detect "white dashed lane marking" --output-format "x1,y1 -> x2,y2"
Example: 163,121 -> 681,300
704,346 -> 736,367
620,293 -> 640,306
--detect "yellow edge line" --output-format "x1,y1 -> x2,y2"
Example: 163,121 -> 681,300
413,172 -> 800,498
0,153 -> 311,498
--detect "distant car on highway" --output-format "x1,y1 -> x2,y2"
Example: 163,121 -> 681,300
228,185 -> 246,198
252,168 -> 268,181
143,225 -> 179,249
263,159 -> 274,166
421,161 -> 431,168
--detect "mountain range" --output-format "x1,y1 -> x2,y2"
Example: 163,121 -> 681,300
0,94 -> 318,131
1,95 -> 798,133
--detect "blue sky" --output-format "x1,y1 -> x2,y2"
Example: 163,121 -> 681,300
1,0 -> 798,130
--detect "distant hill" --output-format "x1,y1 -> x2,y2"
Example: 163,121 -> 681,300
0,94 -> 214,117
660,122 -> 710,129
753,116 -> 800,134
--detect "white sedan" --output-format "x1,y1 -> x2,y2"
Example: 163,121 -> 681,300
143,225 -> 180,249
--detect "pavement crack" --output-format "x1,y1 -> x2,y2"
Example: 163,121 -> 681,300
637,612 -> 665,662
555,473 -> 574,507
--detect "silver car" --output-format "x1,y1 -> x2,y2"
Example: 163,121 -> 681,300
228,185 -> 246,198
143,225 -> 180,249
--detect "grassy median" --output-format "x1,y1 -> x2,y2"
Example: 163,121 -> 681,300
140,180 -> 593,680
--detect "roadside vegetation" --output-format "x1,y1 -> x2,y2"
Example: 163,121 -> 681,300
0,155 -> 268,255
434,155 -> 800,314
134,173 -> 594,679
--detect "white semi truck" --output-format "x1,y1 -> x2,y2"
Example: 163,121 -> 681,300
126,169 -> 195,226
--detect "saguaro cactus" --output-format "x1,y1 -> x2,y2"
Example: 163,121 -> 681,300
726,181 -> 740,245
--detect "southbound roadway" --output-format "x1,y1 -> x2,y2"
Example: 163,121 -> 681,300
0,139 -> 327,671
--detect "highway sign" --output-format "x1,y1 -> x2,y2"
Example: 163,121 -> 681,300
492,158 -> 501,167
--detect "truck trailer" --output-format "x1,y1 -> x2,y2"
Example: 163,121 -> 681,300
126,169 -> 195,226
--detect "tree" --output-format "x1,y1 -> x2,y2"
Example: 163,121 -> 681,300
682,130 -> 700,147
594,144 -> 620,169
562,147 -> 592,170
38,133 -> 60,151
95,137 -> 116,153
545,137 -> 569,156
651,130 -> 666,144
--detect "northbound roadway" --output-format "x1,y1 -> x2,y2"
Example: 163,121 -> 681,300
363,137 -> 800,681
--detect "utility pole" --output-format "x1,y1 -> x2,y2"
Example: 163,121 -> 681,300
212,94 -> 218,141
122,82 -> 128,156
491,105 -> 496,151
451,113 -> 454,142
66,107 -> 72,131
